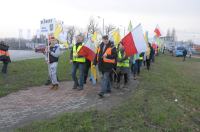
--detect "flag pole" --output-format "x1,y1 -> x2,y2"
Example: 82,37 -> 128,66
47,34 -> 50,64
133,23 -> 141,31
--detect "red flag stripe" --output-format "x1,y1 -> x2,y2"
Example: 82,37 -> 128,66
154,28 -> 161,37
78,46 -> 96,61
121,32 -> 138,56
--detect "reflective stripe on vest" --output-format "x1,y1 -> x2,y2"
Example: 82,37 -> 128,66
117,51 -> 129,67
139,56 -> 143,60
97,47 -> 100,62
0,50 -> 10,56
103,47 -> 115,64
72,44 -> 86,62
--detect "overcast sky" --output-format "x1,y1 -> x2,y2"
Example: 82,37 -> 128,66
0,0 -> 200,43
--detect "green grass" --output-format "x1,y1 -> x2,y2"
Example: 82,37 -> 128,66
0,51 -> 72,97
15,54 -> 200,132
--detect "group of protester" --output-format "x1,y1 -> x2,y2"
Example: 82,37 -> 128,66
0,34 -> 192,98
44,34 -> 156,98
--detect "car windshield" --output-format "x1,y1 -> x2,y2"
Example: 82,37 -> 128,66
177,47 -> 184,50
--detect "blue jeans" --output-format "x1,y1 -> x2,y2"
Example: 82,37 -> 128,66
72,62 -> 85,88
132,60 -> 142,76
100,72 -> 111,94
133,63 -> 138,76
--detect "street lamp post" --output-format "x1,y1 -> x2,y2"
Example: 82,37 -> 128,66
119,25 -> 126,37
18,29 -> 22,49
123,26 -> 125,36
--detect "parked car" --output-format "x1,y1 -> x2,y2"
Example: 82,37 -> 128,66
167,45 -> 175,53
35,44 -> 46,53
174,47 -> 185,57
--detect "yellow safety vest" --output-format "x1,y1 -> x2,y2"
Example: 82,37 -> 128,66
72,44 -> 86,63
117,51 -> 129,67
139,56 -> 143,60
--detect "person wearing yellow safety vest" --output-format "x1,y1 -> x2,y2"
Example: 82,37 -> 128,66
93,35 -> 117,98
0,41 -> 11,74
130,52 -> 144,80
138,52 -> 144,73
116,43 -> 130,89
70,34 -> 86,91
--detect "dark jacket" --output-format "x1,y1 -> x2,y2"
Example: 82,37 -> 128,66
183,49 -> 187,56
150,46 -> 155,60
0,52 -> 11,63
0,44 -> 11,63
49,44 -> 60,64
93,41 -> 117,73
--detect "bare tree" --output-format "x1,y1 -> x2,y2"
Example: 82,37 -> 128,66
67,26 -> 76,44
105,24 -> 115,36
0,38 -> 32,50
87,17 -> 99,37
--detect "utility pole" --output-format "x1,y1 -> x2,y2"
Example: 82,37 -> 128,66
124,26 -> 126,36
97,16 -> 105,35
27,29 -> 31,48
119,25 -> 126,37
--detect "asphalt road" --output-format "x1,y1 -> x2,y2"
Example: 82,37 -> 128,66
9,50 -> 44,61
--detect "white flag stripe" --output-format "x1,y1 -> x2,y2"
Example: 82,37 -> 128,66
132,24 -> 147,53
84,40 -> 96,52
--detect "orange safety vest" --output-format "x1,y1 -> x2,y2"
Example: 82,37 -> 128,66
103,47 -> 115,63
97,46 -> 115,64
0,50 -> 10,56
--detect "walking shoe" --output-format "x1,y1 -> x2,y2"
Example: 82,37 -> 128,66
104,93 -> 111,97
53,84 -> 59,90
98,92 -> 104,98
45,80 -> 51,85
73,84 -> 78,89
50,85 -> 55,90
77,87 -> 83,91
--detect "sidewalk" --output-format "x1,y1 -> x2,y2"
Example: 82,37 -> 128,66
0,79 -> 138,131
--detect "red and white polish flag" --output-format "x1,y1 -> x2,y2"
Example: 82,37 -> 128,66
78,40 -> 96,61
154,25 -> 161,37
121,24 -> 147,56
